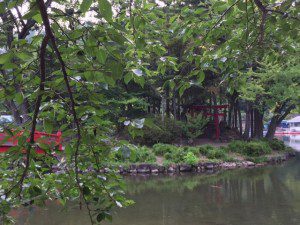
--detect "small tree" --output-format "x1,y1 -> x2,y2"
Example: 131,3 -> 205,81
181,114 -> 208,141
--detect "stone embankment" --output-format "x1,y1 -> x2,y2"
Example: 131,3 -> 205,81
116,152 -> 296,174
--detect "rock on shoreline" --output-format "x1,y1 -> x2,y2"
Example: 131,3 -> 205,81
116,152 -> 296,175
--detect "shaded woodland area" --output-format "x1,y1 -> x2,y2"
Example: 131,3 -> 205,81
0,0 -> 299,224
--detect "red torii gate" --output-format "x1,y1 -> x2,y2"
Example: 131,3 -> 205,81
189,105 -> 229,140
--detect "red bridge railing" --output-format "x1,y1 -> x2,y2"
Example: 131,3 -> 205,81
0,130 -> 62,153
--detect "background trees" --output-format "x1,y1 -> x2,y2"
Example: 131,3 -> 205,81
0,0 -> 299,224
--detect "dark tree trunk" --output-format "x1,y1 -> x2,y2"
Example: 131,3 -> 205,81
234,104 -> 238,129
253,109 -> 264,139
265,118 -> 277,140
172,91 -> 177,119
265,104 -> 295,140
228,104 -> 233,128
237,105 -> 242,135
250,108 -> 254,138
166,86 -> 170,118
243,103 -> 251,139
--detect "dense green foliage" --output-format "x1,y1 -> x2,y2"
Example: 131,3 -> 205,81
0,0 -> 299,224
180,114 -> 208,140
132,117 -> 183,145
113,145 -> 156,163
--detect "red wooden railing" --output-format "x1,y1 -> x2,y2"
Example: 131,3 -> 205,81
0,130 -> 62,153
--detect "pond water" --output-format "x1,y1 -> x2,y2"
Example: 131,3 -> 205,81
15,136 -> 300,225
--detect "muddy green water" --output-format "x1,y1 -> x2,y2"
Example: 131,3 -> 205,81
15,141 -> 300,225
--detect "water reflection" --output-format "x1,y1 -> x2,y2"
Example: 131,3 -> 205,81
276,134 -> 300,151
15,136 -> 300,225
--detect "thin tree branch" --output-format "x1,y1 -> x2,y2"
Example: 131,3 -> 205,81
36,0 -> 93,223
4,35 -> 49,198
202,0 -> 241,42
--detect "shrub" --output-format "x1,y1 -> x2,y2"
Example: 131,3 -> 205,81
182,146 -> 199,155
183,152 -> 199,165
134,116 -> 183,145
227,140 -> 246,154
228,140 -> 272,157
160,145 -> 205,163
243,141 -> 272,156
153,143 -> 179,156
267,139 -> 286,151
114,145 -> 156,163
164,147 -> 185,163
180,114 -> 208,140
135,146 -> 156,163
206,148 -> 227,159
198,145 -> 216,155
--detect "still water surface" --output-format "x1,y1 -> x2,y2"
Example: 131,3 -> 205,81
16,136 -> 300,225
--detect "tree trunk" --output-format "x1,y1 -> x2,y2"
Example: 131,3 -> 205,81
165,85 -> 170,118
253,109 -> 264,139
250,108 -> 254,138
243,103 -> 251,139
172,91 -> 177,120
228,104 -> 233,128
237,105 -> 242,135
265,118 -> 277,140
234,104 -> 238,129
161,94 -> 166,123
265,104 -> 295,140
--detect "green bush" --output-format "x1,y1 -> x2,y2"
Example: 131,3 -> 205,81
134,116 -> 183,145
180,114 -> 208,140
182,146 -> 199,155
153,143 -> 179,156
228,140 -> 272,157
227,140 -> 246,154
267,139 -> 286,151
164,147 -> 185,163
183,152 -> 199,165
244,141 -> 272,156
206,148 -> 227,159
158,145 -> 200,164
198,145 -> 216,155
114,145 -> 156,163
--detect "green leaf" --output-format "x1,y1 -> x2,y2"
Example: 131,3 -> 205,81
32,13 -> 43,24
98,0 -> 113,21
198,71 -> 205,83
80,0 -> 93,13
96,48 -> 107,64
194,8 -> 207,15
15,92 -> 24,104
133,76 -> 145,88
44,119 -> 53,133
16,52 -> 32,61
179,82 -> 191,97
0,2 -> 5,14
104,75 -> 115,86
0,53 -> 12,64
111,61 -> 123,80
124,73 -> 133,84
